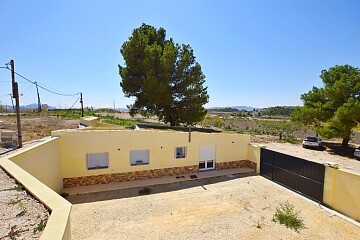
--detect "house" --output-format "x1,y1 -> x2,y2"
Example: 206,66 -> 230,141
52,128 -> 260,188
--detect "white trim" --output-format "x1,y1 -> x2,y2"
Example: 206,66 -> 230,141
199,145 -> 216,170
175,146 -> 187,159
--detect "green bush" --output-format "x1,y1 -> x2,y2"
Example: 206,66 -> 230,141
273,201 -> 305,232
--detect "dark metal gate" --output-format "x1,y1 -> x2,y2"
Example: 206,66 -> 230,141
260,148 -> 325,203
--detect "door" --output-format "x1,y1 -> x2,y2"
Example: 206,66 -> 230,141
199,145 -> 215,170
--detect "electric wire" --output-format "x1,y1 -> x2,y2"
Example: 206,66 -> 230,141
2,65 -> 79,97
61,95 -> 81,119
1,65 -> 90,111
14,72 -> 79,96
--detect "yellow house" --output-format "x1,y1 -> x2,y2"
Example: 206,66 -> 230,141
52,129 -> 258,187
2,123 -> 360,239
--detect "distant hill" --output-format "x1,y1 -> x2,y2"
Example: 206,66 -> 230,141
20,103 -> 56,110
208,106 -> 255,111
208,107 -> 239,112
230,106 -> 255,111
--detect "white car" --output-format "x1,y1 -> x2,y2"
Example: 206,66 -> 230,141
302,136 -> 323,150
354,147 -> 360,159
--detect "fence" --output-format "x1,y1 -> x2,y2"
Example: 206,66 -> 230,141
260,148 -> 325,203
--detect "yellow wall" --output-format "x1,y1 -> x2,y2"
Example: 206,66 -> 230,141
247,144 -> 264,174
52,130 -> 251,178
323,167 -> 360,221
79,116 -> 98,127
1,156 -> 71,240
8,137 -> 63,192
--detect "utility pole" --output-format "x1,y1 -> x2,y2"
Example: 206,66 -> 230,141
113,99 -> 115,110
80,92 -> 84,117
9,94 -> 14,110
35,82 -> 41,113
10,60 -> 22,148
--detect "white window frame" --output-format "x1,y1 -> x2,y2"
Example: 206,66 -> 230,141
175,146 -> 187,159
130,150 -> 150,166
199,145 -> 215,171
86,152 -> 109,170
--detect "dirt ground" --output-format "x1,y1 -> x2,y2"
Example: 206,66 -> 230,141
0,114 -> 79,143
71,175 -> 360,240
264,142 -> 360,174
0,166 -> 49,239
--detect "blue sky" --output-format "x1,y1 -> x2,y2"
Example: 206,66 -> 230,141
1,0 -> 360,109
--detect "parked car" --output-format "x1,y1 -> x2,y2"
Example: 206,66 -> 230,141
354,147 -> 360,159
302,136 -> 323,149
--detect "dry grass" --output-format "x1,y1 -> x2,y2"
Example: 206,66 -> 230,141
0,114 -> 78,142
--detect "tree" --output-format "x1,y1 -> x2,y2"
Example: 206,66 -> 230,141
292,65 -> 360,147
119,24 -> 209,126
260,120 -> 302,140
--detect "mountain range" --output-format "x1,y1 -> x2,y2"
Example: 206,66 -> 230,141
207,106 -> 255,111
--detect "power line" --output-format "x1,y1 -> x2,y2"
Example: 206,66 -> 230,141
61,95 -> 81,119
2,65 -> 79,97
14,71 -> 79,96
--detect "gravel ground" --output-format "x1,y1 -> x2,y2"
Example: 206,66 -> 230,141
0,167 -> 50,240
71,175 -> 360,240
0,138 -> 52,240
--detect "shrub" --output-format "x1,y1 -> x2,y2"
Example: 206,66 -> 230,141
273,201 -> 305,232
33,219 -> 47,233
13,184 -> 24,192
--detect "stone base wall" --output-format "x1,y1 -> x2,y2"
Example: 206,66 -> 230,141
216,160 -> 256,171
63,160 -> 257,188
63,165 -> 199,188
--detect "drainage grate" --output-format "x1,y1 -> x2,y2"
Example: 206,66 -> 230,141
190,175 -> 198,179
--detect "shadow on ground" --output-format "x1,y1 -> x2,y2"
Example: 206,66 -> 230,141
323,142 -> 358,159
66,172 -> 257,204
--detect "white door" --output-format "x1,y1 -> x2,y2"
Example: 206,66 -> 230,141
199,145 -> 215,170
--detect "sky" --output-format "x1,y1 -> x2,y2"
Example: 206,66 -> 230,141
1,0 -> 360,110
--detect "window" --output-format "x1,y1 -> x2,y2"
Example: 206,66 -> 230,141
86,152 -> 109,170
175,147 -> 186,158
130,150 -> 150,166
